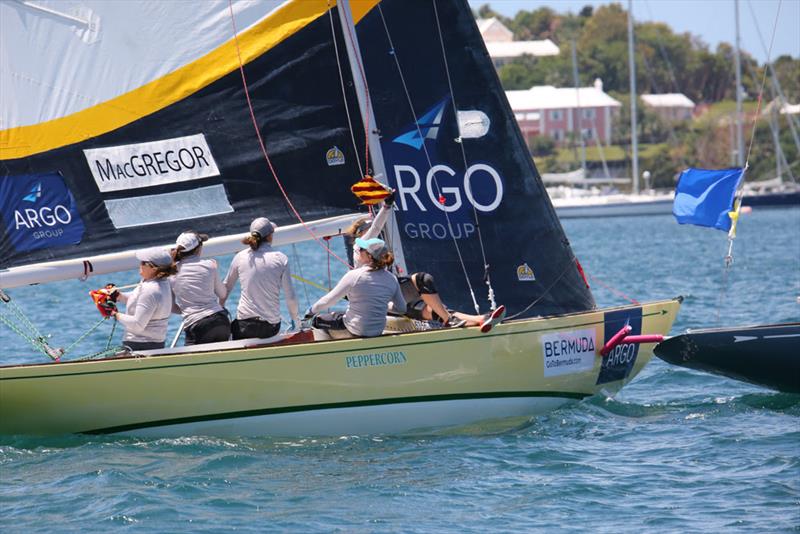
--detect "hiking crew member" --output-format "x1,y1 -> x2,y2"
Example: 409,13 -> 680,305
222,217 -> 300,340
171,231 -> 230,345
308,237 -> 406,338
344,192 -> 489,329
110,247 -> 176,351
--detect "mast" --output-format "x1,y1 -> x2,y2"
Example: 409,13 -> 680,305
734,0 -> 745,167
336,0 -> 408,274
627,0 -> 639,194
570,39 -> 587,179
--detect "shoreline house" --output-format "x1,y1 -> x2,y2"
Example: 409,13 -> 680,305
505,79 -> 622,148
640,93 -> 696,122
476,17 -> 559,67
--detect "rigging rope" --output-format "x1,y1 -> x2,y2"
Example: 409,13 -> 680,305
376,3 -> 482,314
723,0 -> 781,270
326,3 -> 365,178
430,0 -> 497,312
225,0 -> 350,270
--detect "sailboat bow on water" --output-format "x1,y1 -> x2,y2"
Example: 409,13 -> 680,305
0,0 -> 680,437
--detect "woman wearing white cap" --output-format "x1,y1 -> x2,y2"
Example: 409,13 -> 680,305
108,247 -> 176,351
170,230 -> 230,345
308,237 -> 406,338
222,217 -> 300,339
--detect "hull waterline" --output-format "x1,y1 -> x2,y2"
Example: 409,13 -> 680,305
0,299 -> 681,437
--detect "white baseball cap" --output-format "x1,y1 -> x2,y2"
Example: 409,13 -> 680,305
135,247 -> 173,267
175,231 -> 208,251
250,217 -> 277,237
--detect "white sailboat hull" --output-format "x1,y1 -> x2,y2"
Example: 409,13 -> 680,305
552,193 -> 674,218
0,299 -> 681,437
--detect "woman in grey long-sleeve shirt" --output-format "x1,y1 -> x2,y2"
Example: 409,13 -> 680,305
171,231 -> 230,345
310,237 -> 405,337
110,247 -> 176,351
222,217 -> 300,340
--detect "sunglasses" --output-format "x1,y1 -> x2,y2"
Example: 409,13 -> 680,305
140,261 -> 156,268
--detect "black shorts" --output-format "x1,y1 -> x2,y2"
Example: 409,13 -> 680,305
312,311 -> 349,332
231,317 -> 280,340
397,274 -> 444,322
124,340 -> 165,351
185,310 -> 231,346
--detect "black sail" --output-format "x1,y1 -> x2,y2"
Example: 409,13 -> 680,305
356,0 -> 595,317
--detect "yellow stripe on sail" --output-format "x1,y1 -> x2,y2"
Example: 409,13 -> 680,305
0,0 -> 380,161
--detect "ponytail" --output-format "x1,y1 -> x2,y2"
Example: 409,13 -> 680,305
369,250 -> 394,271
154,261 -> 178,278
242,232 -> 263,250
172,244 -> 202,262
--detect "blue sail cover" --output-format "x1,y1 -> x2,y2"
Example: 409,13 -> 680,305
673,167 -> 744,231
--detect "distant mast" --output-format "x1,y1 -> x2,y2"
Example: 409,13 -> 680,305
627,0 -> 639,194
733,0 -> 745,167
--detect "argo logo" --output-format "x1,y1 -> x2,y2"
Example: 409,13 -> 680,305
384,97 -> 504,240
0,173 -> 85,253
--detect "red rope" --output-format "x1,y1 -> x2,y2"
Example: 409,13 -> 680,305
227,0 -> 350,269
586,272 -> 640,305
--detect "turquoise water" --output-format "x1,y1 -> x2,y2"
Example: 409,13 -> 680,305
2,208 -> 799,532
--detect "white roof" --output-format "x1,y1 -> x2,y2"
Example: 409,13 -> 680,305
476,17 -> 513,41
485,39 -> 560,58
781,103 -> 800,115
641,93 -> 695,108
506,85 -> 622,111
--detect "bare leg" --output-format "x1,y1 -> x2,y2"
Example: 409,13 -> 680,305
419,293 -> 451,323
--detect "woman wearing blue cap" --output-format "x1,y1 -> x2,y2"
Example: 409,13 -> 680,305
170,230 -> 230,345
107,247 -> 177,351
308,237 -> 406,338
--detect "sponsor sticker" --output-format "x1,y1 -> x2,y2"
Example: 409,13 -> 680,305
0,172 -> 85,252
541,328 -> 597,377
83,134 -> 220,192
345,351 -> 407,369
517,263 -> 536,281
326,146 -> 345,166
596,308 -> 643,384
381,96 -> 505,241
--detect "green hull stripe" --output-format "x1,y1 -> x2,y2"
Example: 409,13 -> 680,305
1,305 -> 669,381
84,391 -> 589,435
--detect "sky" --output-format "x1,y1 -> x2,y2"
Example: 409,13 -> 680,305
468,0 -> 800,64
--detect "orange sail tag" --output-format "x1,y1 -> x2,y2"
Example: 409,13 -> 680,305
89,285 -> 118,318
351,175 -> 390,205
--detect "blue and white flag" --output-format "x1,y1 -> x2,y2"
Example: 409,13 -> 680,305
672,167 -> 744,231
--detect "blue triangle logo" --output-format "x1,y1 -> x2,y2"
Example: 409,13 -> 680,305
22,182 -> 42,203
392,99 -> 448,150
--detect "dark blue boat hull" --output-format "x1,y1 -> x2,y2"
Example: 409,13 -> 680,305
655,323 -> 800,394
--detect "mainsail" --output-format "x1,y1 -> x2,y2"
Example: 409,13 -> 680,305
1,0 -> 594,318
356,0 -> 595,316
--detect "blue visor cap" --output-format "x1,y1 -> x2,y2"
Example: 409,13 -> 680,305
354,237 -> 388,259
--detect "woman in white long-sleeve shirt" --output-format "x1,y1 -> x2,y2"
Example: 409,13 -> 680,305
222,217 -> 300,340
171,231 -> 230,345
309,237 -> 406,338
109,247 -> 176,351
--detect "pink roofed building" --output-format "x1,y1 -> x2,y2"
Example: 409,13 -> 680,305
505,79 -> 622,147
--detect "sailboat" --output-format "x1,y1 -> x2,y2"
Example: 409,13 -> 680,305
0,0 -> 680,437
